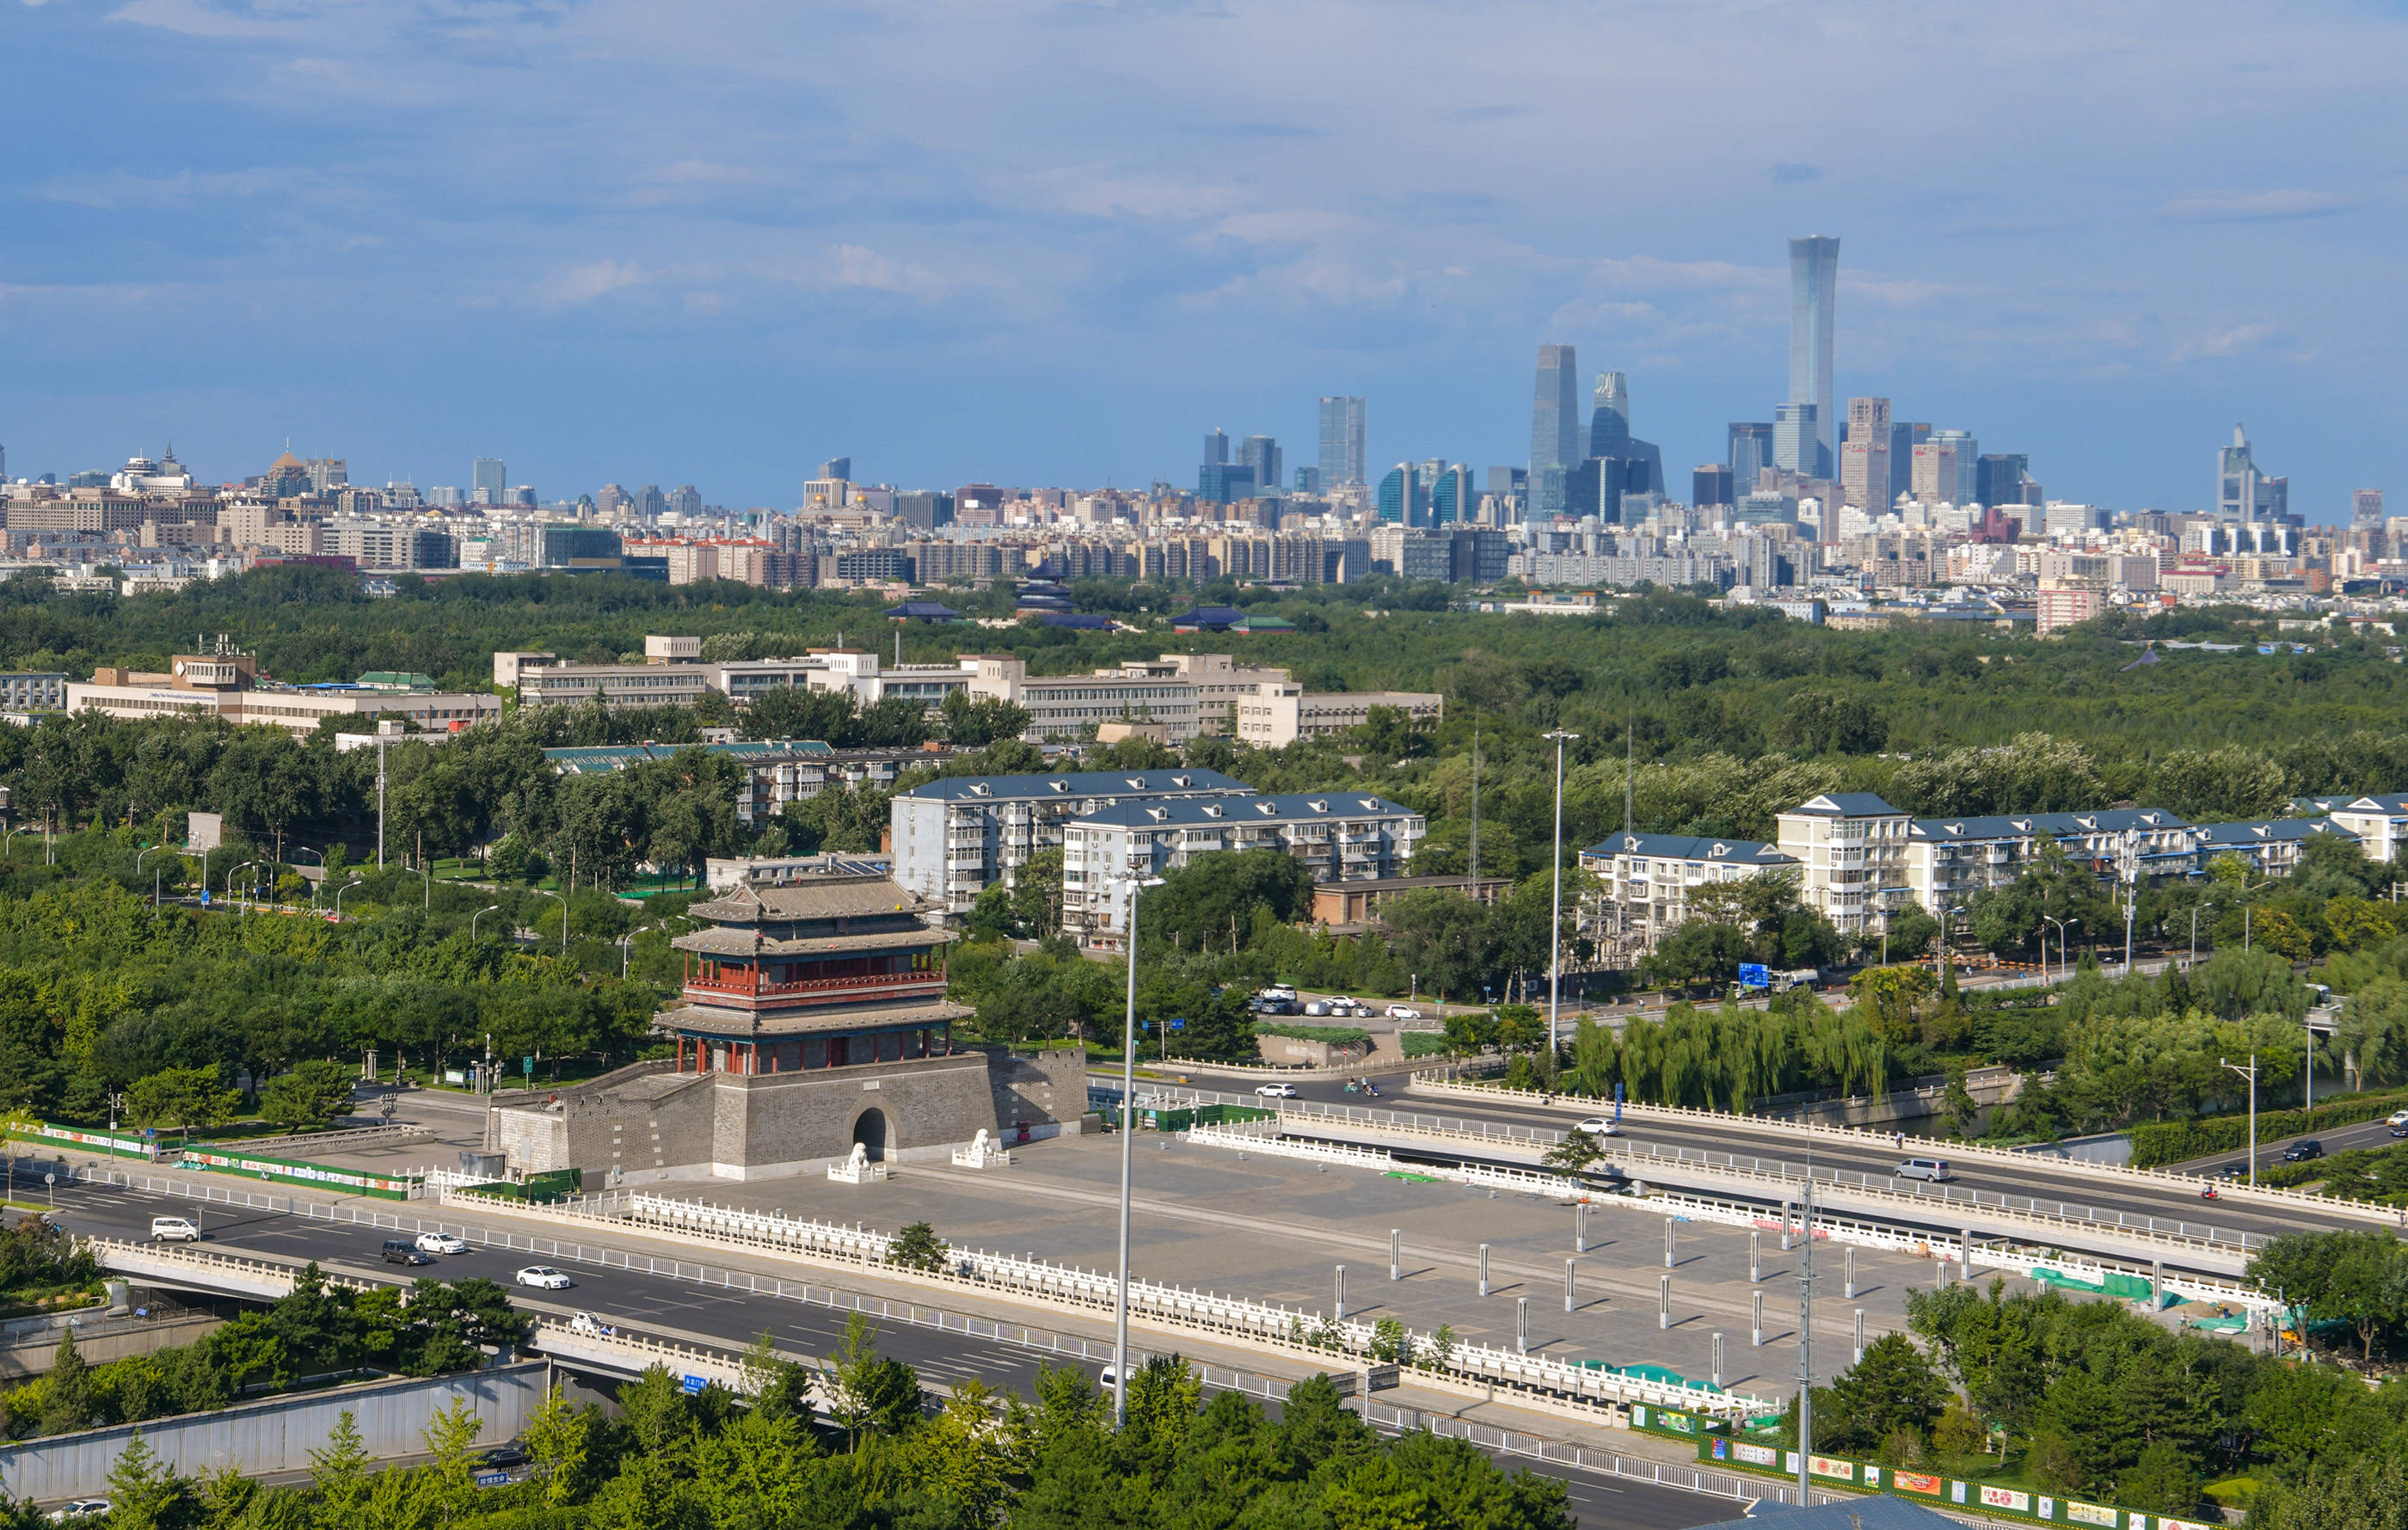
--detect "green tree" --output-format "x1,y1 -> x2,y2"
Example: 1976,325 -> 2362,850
823,1313 -> 921,1448
307,1407 -> 372,1527
105,1430 -> 186,1530
886,1220 -> 949,1273
522,1383 -> 596,1506
259,1058 -> 359,1130
416,1392 -> 484,1524
1823,1334 -> 1948,1454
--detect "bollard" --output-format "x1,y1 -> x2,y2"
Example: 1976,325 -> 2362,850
2151,1258 -> 2163,1309
1517,1295 -> 1530,1354
1712,1331 -> 1723,1389
1564,1257 -> 1576,1313
1961,1226 -> 1973,1281
1753,1289 -> 1764,1347
1937,1251 -> 1948,1288
1751,1229 -> 1761,1283
1391,1229 -> 1401,1282
1780,1201 -> 1794,1251
1664,1219 -> 1675,1269
1854,1307 -> 1865,1364
1844,1246 -> 1856,1300
1576,1201 -> 1588,1254
1479,1243 -> 1490,1298
1336,1264 -> 1347,1320
1659,1273 -> 1670,1330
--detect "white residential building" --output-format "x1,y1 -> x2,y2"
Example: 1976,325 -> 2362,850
2325,797 -> 2408,863
889,768 -> 1255,916
1062,791 -> 1424,947
1576,832 -> 1800,958
964,655 -> 1203,742
1232,687 -> 1444,749
1774,793 -> 1912,937
1903,808 -> 2195,914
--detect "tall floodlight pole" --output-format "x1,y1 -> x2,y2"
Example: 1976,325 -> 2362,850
2221,1054 -> 2259,1186
1797,1163 -> 1815,1503
1544,729 -> 1579,1054
1113,870 -> 1163,1431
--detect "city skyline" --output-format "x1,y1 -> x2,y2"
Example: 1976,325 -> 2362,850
4,3 -> 2405,521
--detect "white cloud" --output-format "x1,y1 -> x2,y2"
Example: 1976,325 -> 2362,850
2156,189 -> 2356,222
538,261 -> 654,306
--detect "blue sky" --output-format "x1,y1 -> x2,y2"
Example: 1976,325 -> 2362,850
3,1 -> 2401,521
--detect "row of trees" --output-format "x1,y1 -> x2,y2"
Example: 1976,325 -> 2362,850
22,1314 -> 1571,1530
3,1266 -> 520,1441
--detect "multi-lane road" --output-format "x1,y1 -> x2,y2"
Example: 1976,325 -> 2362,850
22,1166 -> 1739,1530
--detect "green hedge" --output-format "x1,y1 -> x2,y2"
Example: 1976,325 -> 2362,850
1254,1023 -> 1371,1048
1399,1033 -> 1455,1059
2130,1089 -> 2408,1169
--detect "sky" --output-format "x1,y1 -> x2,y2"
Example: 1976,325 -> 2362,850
3,1 -> 2404,522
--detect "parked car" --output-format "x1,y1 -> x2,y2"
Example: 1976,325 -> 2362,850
1302,1001 -> 1330,1017
2282,1140 -> 2325,1163
1895,1158 -> 1954,1183
46,1500 -> 110,1522
1257,986 -> 1297,1004
415,1232 -> 469,1255
382,1238 -> 433,1266
568,1312 -> 617,1338
514,1266 -> 574,1290
149,1217 -> 200,1244
479,1445 -> 530,1471
1573,1116 -> 1622,1137
1385,1005 -> 1422,1021
1253,1083 -> 1299,1100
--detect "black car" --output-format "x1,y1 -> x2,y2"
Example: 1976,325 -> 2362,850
2215,1161 -> 2251,1179
2282,1140 -> 2325,1163
381,1239 -> 433,1265
479,1446 -> 529,1471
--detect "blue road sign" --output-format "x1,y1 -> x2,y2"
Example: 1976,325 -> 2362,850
1737,963 -> 1771,988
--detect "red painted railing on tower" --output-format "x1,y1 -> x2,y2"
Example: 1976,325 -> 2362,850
685,968 -> 947,999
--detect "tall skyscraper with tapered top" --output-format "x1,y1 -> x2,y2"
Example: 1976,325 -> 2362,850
1787,237 -> 1840,477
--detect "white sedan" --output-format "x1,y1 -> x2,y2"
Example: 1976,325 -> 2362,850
514,1266 -> 574,1290
47,1501 -> 111,1522
415,1232 -> 469,1255
1574,1116 -> 1622,1137
1253,1083 -> 1299,1099
1385,1005 -> 1422,1021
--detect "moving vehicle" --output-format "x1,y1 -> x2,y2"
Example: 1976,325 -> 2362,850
514,1266 -> 574,1290
2282,1140 -> 2325,1163
416,1232 -> 469,1255
1252,1083 -> 1299,1100
1574,1116 -> 1621,1137
1895,1158 -> 1954,1183
1385,1005 -> 1422,1021
46,1500 -> 110,1521
2201,1184 -> 2221,1201
2215,1161 -> 2251,1180
149,1217 -> 200,1244
479,1445 -> 530,1471
568,1312 -> 616,1338
382,1239 -> 433,1266
2389,1109 -> 2408,1138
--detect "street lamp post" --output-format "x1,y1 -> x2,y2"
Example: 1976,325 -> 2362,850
1543,729 -> 1579,1055
1110,870 -> 1164,1432
135,845 -> 169,910
2190,900 -> 2216,968
334,875 -> 365,919
2041,916 -> 2075,984
2221,1054 -> 2260,1186
2239,877 -> 2273,954
222,861 -> 255,914
532,888 -> 568,954
471,904 -> 502,943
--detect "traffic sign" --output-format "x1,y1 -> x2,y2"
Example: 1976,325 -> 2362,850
1737,963 -> 1770,988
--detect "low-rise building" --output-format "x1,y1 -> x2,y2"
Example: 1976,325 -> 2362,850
1309,874 -> 1512,932
2194,816 -> 2359,876
890,767 -> 1255,916
1576,833 -> 1799,957
2324,797 -> 2408,863
1232,686 -> 1443,748
1062,791 -> 1424,947
1775,793 -> 1913,937
963,654 -> 1203,742
0,673 -> 67,710
1902,808 -> 2196,912
519,662 -> 713,710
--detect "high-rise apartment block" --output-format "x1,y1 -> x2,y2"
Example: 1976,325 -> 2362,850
1786,237 -> 1840,476
1318,396 -> 1367,487
1840,397 -> 1891,510
2356,488 -> 2386,527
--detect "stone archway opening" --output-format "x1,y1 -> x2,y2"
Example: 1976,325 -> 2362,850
851,1108 -> 889,1162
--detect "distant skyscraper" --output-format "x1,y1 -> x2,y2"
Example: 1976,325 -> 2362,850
1588,372 -> 1631,457
1913,435 -> 1975,507
1294,466 -> 1323,495
636,483 -> 667,519
1377,464 -> 1426,525
2219,425 -> 2288,522
1890,421 -> 1929,505
1204,429 -> 1229,467
668,485 -> 703,517
1772,403 -> 1819,476
819,457 -> 851,481
1934,429 -> 1979,505
472,457 -> 507,501
1840,397 -> 1891,511
1786,237 -> 1840,476
1693,464 -> 1735,508
1318,396 -> 1367,487
1428,465 -> 1475,524
1728,422 -> 1774,494
2356,488 -> 2386,527
1530,344 -> 1580,514
1239,437 -> 1282,498
1975,454 -> 2030,509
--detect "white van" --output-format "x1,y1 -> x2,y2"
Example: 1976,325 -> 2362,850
149,1216 -> 201,1243
1896,1158 -> 1953,1183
